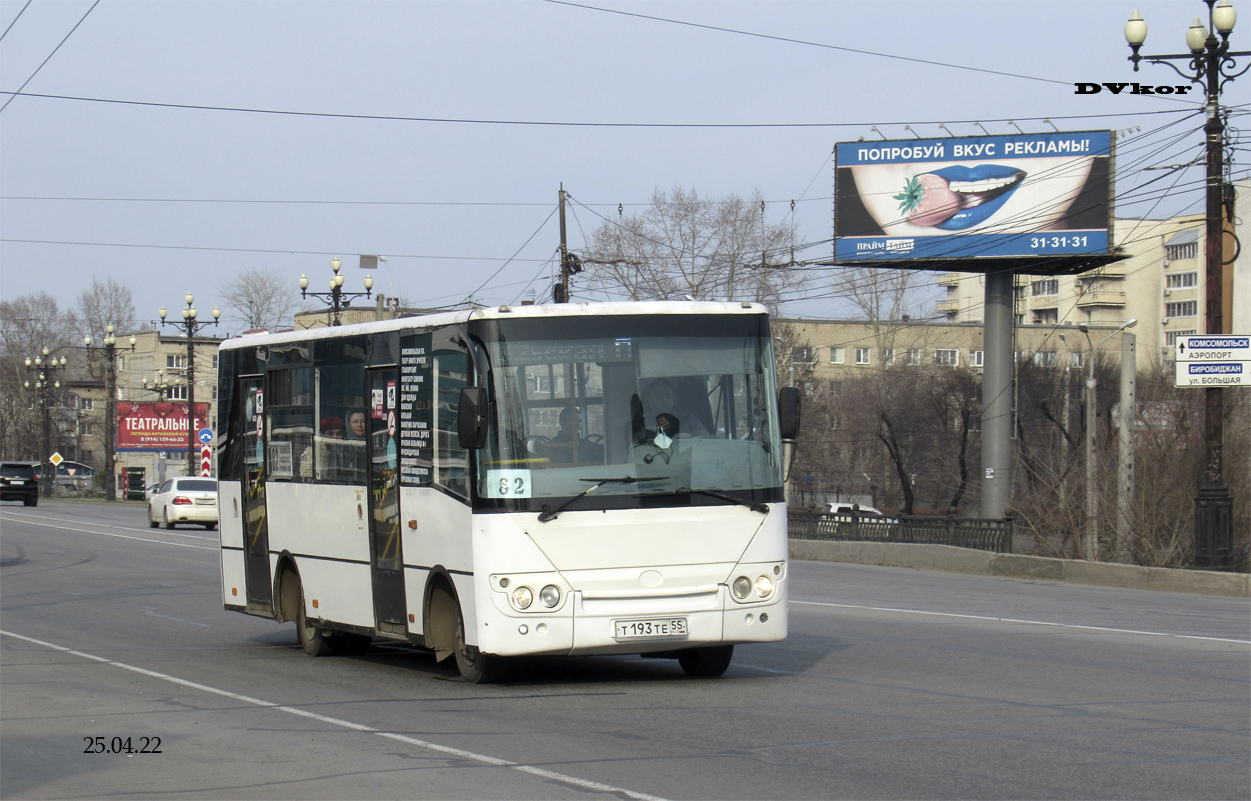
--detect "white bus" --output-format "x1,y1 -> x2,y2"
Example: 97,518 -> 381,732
216,301 -> 799,682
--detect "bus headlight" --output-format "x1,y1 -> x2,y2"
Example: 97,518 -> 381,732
754,575 -> 775,599
732,576 -> 752,599
539,585 -> 561,608
511,586 -> 534,609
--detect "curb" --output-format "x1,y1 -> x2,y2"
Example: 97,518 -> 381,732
789,540 -> 1250,598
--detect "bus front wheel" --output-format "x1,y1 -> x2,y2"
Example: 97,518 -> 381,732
454,608 -> 505,684
678,644 -> 734,677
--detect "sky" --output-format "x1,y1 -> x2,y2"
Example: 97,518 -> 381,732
1,0 -> 1247,335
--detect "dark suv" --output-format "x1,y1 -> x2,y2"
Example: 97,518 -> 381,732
0,462 -> 39,506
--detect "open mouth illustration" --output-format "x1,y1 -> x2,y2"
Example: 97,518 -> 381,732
894,165 -> 1025,230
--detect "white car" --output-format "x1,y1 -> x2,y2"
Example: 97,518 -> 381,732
823,502 -> 885,517
148,477 -> 218,530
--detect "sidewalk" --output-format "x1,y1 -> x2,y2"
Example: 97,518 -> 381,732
790,539 -> 1250,598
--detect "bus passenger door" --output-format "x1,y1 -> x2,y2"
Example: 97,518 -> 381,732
241,378 -> 272,611
367,369 -> 406,635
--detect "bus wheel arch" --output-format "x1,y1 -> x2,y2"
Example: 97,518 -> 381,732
423,569 -> 460,663
424,569 -> 505,683
273,553 -> 301,624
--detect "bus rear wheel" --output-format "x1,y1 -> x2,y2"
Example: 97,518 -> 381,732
296,583 -> 333,656
678,644 -> 734,677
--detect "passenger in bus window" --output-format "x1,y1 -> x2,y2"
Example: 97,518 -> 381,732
346,409 -> 367,439
321,416 -> 345,438
546,406 -> 602,463
643,379 -> 710,437
345,409 -> 368,480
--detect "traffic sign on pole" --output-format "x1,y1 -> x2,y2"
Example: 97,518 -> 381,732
1174,360 -> 1251,387
198,428 -> 214,444
200,444 -> 212,477
1176,335 -> 1250,362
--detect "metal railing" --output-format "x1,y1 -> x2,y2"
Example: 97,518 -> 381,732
789,509 -> 1013,554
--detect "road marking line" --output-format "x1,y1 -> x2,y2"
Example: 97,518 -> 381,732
0,629 -> 669,801
0,511 -> 216,541
792,600 -> 1251,644
0,517 -> 215,550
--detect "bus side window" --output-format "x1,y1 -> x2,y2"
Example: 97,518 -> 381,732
266,367 -> 314,483
433,337 -> 470,499
313,337 -> 368,485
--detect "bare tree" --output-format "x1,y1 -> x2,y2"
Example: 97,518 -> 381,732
582,188 -> 804,313
76,277 -> 137,343
0,292 -> 79,460
219,266 -> 301,331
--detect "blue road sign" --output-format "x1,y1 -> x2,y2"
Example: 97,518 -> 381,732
198,428 -> 214,444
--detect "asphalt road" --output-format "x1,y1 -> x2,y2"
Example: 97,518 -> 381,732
2,500 -> 1248,800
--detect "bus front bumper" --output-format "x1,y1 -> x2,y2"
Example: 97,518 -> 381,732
478,585 -> 787,657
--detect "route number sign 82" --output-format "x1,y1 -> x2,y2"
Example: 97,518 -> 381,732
486,469 -> 532,498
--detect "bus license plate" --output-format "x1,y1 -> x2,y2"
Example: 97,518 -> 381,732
613,618 -> 688,640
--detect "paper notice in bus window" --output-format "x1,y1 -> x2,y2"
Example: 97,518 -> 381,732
487,469 -> 531,498
267,441 -> 293,479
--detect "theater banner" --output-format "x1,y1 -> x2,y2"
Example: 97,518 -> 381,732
116,401 -> 210,451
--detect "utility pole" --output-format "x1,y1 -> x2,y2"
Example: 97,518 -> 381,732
1116,333 -> 1136,561
556,185 -> 569,303
84,325 -> 136,501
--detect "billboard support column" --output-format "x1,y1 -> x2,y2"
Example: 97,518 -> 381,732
981,270 -> 1014,522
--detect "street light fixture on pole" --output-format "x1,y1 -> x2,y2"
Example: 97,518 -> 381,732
23,348 -> 69,497
83,324 -> 137,501
1125,0 -> 1246,569
159,293 -> 220,477
1078,318 -> 1137,561
299,257 -> 373,325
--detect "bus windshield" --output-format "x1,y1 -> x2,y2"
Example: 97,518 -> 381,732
473,314 -> 783,511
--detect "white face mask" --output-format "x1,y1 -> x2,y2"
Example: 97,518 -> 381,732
654,430 -> 672,450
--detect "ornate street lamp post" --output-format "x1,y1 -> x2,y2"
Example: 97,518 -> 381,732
300,257 -> 373,326
1125,0 -> 1246,569
23,348 -> 68,497
83,324 -> 137,501
159,293 -> 220,477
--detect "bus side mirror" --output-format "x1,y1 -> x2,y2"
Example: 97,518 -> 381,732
778,387 -> 800,440
457,386 -> 488,449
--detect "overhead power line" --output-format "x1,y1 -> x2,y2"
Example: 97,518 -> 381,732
0,90 -> 1194,129
545,0 -> 1080,87
0,0 -> 99,113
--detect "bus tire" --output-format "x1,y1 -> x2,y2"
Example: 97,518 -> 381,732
678,644 -> 733,677
296,583 -> 333,657
454,607 -> 505,684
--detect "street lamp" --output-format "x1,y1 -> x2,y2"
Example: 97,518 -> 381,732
299,256 -> 373,326
159,293 -> 220,477
1125,0 -> 1246,569
83,324 -> 137,501
23,348 -> 69,497
1077,318 -> 1137,561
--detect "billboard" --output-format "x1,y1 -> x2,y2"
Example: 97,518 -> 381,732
835,130 -> 1112,263
116,401 -> 210,451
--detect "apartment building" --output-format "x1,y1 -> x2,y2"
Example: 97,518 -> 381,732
937,179 -> 1249,367
777,318 -> 1132,384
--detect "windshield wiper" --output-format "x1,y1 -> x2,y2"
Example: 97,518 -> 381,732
537,476 -> 669,523
652,487 -> 769,514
